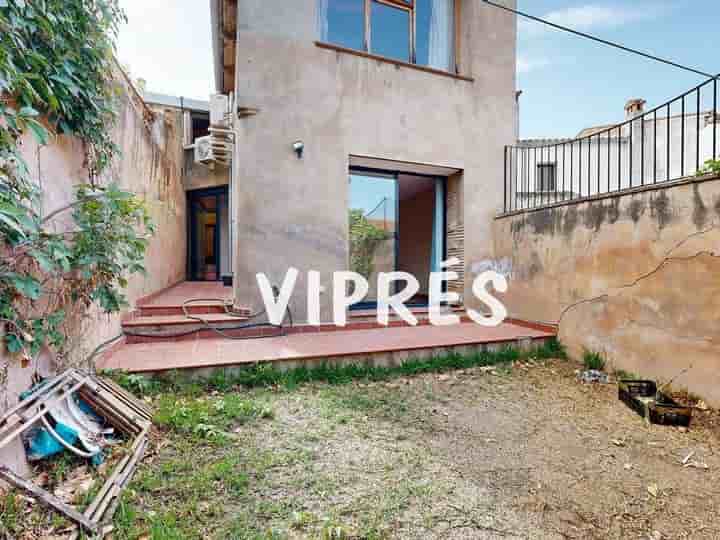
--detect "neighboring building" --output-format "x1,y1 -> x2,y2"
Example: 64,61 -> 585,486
509,98 -> 719,209
210,0 -> 518,320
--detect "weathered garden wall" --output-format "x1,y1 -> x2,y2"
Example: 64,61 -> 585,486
1,73 -> 187,475
493,173 -> 720,405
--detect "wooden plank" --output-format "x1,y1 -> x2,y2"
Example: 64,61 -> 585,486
96,377 -> 153,418
84,427 -> 149,521
97,379 -> 153,420
76,386 -> 147,432
0,371 -> 71,427
98,438 -> 148,526
0,466 -> 98,534
454,0 -> 462,74
76,392 -> 139,437
0,378 -> 90,450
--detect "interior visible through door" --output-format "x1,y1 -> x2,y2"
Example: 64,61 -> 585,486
188,187 -> 229,282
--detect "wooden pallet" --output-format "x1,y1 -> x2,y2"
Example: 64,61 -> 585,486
0,368 -> 153,536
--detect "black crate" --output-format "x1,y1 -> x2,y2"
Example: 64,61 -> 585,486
618,380 -> 692,427
649,400 -> 692,427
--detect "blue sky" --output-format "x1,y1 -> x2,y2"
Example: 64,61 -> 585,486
517,0 -> 719,138
117,1 -> 719,140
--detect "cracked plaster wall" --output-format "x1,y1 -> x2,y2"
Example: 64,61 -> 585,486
493,174 -> 720,405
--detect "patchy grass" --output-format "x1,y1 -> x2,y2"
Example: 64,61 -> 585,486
0,492 -> 22,538
154,393 -> 273,442
613,368 -> 639,381
11,340 -> 719,539
582,348 -> 607,371
97,352 -> 720,540
105,338 -> 566,398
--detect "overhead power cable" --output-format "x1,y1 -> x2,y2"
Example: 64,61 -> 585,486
482,0 -> 718,80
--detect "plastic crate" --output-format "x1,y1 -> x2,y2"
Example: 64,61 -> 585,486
618,380 -> 692,427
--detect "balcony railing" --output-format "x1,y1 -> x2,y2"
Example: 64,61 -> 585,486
503,77 -> 719,213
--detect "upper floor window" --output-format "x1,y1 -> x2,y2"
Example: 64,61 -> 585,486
183,112 -> 210,148
318,0 -> 456,72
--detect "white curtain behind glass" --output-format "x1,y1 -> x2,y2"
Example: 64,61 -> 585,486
317,0 -> 329,41
428,0 -> 454,71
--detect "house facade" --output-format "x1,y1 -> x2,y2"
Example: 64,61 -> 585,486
210,0 -> 518,320
508,98 -> 719,210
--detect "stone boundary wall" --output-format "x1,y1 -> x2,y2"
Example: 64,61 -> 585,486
493,173 -> 720,405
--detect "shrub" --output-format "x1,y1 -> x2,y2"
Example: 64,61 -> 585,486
582,349 -> 606,371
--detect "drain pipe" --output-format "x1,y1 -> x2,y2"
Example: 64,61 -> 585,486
209,111 -> 236,288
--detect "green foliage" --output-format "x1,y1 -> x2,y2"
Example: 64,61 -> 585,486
349,208 -> 392,281
154,394 -> 273,442
0,0 -> 126,176
697,159 -> 720,177
0,1 -> 153,382
0,492 -> 21,537
582,349 -> 606,371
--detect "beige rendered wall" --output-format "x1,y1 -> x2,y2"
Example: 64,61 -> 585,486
1,74 -> 187,476
232,0 -> 517,321
493,174 -> 720,405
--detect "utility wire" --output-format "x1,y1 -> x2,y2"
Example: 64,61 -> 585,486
483,0 -> 718,80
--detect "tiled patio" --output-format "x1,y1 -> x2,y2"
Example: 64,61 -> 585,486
136,281 -> 233,310
99,321 -> 555,375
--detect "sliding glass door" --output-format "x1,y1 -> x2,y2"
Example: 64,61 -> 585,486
349,171 -> 398,304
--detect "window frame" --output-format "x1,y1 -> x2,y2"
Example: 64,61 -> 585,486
322,0 -> 460,75
368,1 -> 416,64
536,163 -> 558,193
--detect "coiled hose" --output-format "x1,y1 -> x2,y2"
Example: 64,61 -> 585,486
122,289 -> 293,341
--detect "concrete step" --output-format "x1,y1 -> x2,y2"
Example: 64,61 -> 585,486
123,313 -> 252,344
135,303 -> 251,318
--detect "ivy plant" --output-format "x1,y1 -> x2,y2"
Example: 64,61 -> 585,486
0,0 -> 155,389
697,159 -> 720,176
349,209 -> 392,282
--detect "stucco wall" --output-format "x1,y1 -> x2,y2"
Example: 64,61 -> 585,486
232,0 -> 517,320
493,174 -> 720,405
1,74 -> 187,476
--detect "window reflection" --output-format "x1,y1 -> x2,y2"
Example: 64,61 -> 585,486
318,0 -> 455,72
371,2 -> 410,63
320,0 -> 365,51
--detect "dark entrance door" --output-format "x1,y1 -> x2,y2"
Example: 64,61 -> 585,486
188,187 -> 228,282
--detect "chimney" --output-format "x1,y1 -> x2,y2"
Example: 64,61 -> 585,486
625,98 -> 646,119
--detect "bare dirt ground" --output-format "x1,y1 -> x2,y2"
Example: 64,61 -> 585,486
3,359 -> 719,539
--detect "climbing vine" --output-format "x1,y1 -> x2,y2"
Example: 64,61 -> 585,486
349,209 -> 392,281
0,0 -> 154,388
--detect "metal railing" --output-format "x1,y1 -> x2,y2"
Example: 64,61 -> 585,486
503,76 -> 719,213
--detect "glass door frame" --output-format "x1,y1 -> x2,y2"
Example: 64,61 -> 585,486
349,166 -> 447,310
187,186 -> 228,282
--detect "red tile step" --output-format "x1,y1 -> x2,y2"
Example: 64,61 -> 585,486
123,313 -> 251,344
135,302 -> 249,318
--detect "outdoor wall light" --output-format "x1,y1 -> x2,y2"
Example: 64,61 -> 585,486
293,140 -> 304,159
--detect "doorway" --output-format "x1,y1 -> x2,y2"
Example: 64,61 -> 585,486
187,187 -> 229,282
349,168 -> 445,308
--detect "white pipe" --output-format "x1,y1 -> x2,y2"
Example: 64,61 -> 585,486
40,413 -> 97,459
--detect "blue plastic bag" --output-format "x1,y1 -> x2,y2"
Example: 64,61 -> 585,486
26,422 -> 79,461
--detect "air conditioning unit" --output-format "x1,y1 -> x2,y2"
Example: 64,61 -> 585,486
194,135 -> 214,164
210,94 -> 229,127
